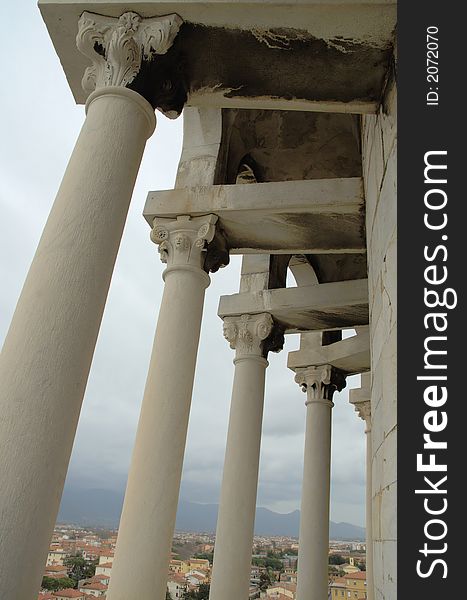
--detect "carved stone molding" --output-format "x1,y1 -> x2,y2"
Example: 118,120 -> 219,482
150,214 -> 228,274
350,398 -> 371,428
294,364 -> 346,406
349,372 -> 371,428
76,11 -> 182,95
223,313 -> 276,358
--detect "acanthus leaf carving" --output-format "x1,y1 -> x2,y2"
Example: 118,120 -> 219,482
294,364 -> 346,405
76,11 -> 183,94
105,12 -> 142,89
150,215 -> 224,273
222,313 -> 275,358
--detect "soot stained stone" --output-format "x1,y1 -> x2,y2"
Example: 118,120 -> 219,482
128,22 -> 393,116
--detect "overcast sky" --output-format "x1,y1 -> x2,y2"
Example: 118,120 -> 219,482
0,3 -> 366,526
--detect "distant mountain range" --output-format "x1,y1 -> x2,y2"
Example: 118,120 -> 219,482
58,487 -> 365,540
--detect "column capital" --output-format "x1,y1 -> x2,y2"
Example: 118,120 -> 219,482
76,11 -> 182,98
294,364 -> 346,407
150,215 -> 229,278
223,313 -> 283,359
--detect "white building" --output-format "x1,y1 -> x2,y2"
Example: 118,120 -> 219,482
167,574 -> 188,599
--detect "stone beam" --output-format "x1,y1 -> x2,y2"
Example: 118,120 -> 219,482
288,327 -> 370,375
349,371 -> 372,410
39,1 -> 396,114
187,93 -> 378,115
144,178 -> 365,254
218,279 -> 369,334
174,107 -> 222,188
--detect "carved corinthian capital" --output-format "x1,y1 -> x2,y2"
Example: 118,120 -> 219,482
294,364 -> 346,406
150,215 -> 228,274
223,314 -> 275,358
76,11 -> 182,94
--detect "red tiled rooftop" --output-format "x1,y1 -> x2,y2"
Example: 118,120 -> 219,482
275,582 -> 296,592
80,582 -> 108,591
52,590 -> 85,598
168,573 -> 187,584
88,574 -> 110,582
345,572 -> 367,580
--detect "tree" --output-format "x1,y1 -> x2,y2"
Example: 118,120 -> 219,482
193,552 -> 213,564
196,583 -> 210,599
265,557 -> 283,571
183,583 -> 210,599
64,553 -> 97,584
329,554 -> 346,565
259,570 -> 272,591
166,590 -> 173,600
41,576 -> 74,591
252,557 -> 266,568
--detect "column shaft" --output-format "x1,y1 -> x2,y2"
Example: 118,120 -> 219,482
294,365 -> 345,600
297,399 -> 333,600
0,88 -> 155,600
209,353 -> 268,600
107,216 -> 218,600
366,426 -> 374,600
349,377 -> 372,600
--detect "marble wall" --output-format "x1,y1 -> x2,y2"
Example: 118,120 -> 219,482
362,77 -> 397,600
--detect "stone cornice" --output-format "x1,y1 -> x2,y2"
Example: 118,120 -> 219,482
76,11 -> 182,95
294,364 -> 346,407
150,215 -> 229,276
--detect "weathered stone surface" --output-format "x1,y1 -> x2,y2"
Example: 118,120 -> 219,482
382,430 -> 397,492
181,23 -> 391,111
39,0 -> 396,113
363,76 -> 397,600
373,541 -> 384,599
171,105 -> 368,285
219,279 -> 369,334
303,253 -> 368,284
175,107 -> 222,187
217,110 -> 362,184
288,327 -> 370,375
382,540 -> 397,600
145,178 -> 365,254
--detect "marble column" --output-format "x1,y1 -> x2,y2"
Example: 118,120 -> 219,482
209,312 -> 281,600
0,12 -> 182,600
350,373 -> 373,600
107,215 -> 227,600
294,365 -> 346,600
